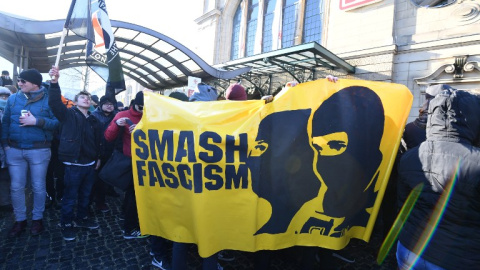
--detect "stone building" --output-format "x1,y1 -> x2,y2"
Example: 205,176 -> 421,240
193,0 -> 480,120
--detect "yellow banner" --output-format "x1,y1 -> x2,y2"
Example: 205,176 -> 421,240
132,79 -> 413,257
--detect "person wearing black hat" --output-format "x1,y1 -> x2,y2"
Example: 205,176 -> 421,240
91,94 -> 119,211
0,70 -> 13,86
90,95 -> 100,111
104,91 -> 147,239
117,101 -> 125,111
1,68 -> 59,237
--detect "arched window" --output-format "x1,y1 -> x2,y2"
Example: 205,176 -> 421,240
231,5 -> 243,60
262,0 -> 276,53
245,0 -> 259,56
303,0 -> 324,43
282,0 -> 299,48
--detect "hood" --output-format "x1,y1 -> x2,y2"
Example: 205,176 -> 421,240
189,83 -> 218,102
427,89 -> 480,144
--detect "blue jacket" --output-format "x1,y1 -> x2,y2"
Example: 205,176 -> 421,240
1,87 -> 59,149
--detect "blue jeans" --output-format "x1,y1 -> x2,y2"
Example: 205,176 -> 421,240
172,242 -> 218,270
397,241 -> 446,270
6,147 -> 50,221
61,164 -> 96,224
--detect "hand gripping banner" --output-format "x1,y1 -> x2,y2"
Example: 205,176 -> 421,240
132,79 -> 413,257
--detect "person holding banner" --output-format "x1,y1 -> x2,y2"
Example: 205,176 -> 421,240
104,91 -> 148,239
172,83 -> 223,270
397,89 -> 480,270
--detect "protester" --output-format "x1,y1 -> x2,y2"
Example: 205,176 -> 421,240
225,83 -> 247,101
1,68 -> 59,237
402,84 -> 454,151
91,94 -> 118,213
149,91 -> 191,270
397,89 -> 480,270
169,91 -> 189,101
116,101 -> 125,111
0,86 -> 12,213
48,66 -> 103,241
104,91 -> 147,239
171,83 -> 223,270
379,84 -> 453,239
4,84 -> 17,94
0,70 -> 13,86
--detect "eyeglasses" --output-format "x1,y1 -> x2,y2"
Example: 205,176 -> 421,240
17,79 -> 27,84
104,103 -> 114,107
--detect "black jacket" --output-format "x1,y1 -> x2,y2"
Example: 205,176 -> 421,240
48,83 -> 102,164
91,106 -> 116,161
398,90 -> 480,269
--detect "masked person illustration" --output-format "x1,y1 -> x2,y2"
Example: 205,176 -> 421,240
309,86 -> 384,237
248,109 -> 321,235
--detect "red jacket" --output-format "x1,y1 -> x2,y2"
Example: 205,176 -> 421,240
104,107 -> 142,157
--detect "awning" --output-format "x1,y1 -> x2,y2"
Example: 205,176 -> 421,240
213,42 -> 355,95
0,11 -> 251,91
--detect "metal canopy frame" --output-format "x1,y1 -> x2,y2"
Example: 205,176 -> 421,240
215,42 -> 355,96
0,12 -> 250,91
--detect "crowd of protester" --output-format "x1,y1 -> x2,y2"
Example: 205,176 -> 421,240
0,66 -> 478,270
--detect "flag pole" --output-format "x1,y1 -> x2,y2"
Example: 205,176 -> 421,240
52,0 -> 77,79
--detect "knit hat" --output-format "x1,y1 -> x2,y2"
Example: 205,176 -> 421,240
169,91 -> 189,101
1,70 -> 9,76
0,86 -> 11,96
19,69 -> 43,86
225,84 -> 247,101
117,101 -> 124,108
134,91 -> 144,106
99,95 -> 116,106
91,95 -> 100,105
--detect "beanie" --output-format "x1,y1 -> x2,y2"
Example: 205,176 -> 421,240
169,91 -> 189,101
225,84 -> 247,101
19,69 -> 43,87
134,91 -> 144,106
91,95 -> 99,104
99,95 -> 116,106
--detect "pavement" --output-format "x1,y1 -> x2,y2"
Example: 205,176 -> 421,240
0,189 -> 398,269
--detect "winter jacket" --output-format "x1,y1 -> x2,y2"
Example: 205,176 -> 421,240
398,89 -> 480,270
48,83 -> 102,164
1,87 -> 59,149
104,107 -> 142,157
92,106 -> 116,160
0,76 -> 13,86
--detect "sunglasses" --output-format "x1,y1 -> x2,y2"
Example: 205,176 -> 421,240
17,79 -> 27,84
137,105 -> 144,110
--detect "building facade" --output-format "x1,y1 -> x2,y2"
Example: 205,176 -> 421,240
194,0 -> 480,120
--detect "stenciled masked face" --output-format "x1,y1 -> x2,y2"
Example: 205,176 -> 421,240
310,86 -> 384,228
247,109 -> 320,235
